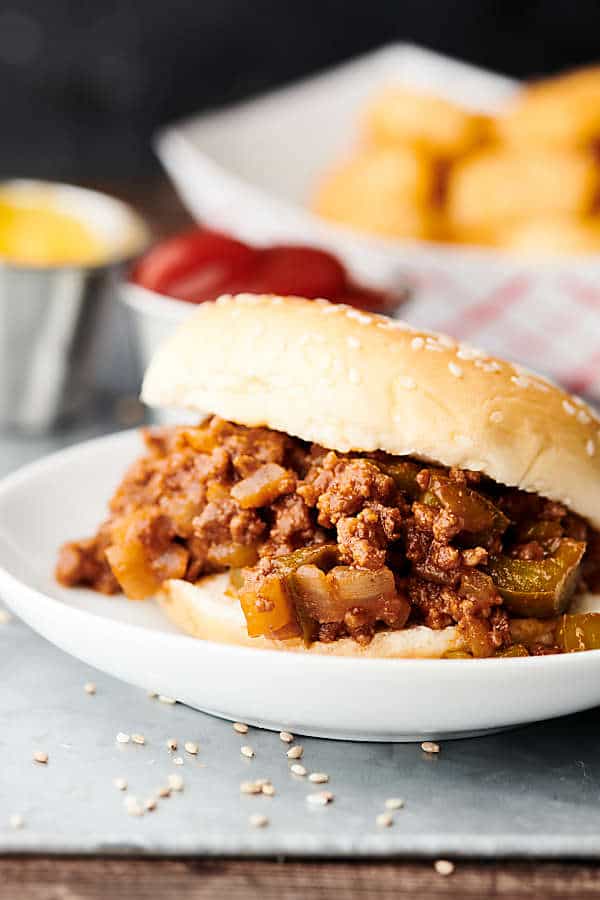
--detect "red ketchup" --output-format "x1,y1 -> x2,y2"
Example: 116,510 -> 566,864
131,228 -> 406,314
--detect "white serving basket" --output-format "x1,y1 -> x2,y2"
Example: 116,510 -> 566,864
151,44 -> 600,404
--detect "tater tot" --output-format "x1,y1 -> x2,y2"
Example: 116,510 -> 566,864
493,216 -> 600,257
498,66 -> 600,148
312,147 -> 438,239
447,148 -> 600,230
365,85 -> 491,157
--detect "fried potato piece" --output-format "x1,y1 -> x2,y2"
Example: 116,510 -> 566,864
494,216 -> 600,257
365,85 -> 491,157
447,148 -> 600,230
498,66 -> 600,149
312,147 -> 439,240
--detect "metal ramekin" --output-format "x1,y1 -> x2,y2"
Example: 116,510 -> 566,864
0,180 -> 149,433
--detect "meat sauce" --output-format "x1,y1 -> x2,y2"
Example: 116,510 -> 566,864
56,417 -> 600,657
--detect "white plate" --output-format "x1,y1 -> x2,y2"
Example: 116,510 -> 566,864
1,429 -> 600,742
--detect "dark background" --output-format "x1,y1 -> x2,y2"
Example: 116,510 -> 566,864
2,0 -> 599,180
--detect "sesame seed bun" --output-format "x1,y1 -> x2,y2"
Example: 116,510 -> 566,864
159,575 -> 462,658
141,293 -> 600,529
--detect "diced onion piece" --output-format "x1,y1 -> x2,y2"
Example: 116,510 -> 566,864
328,565 -> 396,607
105,517 -> 161,601
152,544 -> 189,582
179,427 -> 218,453
207,542 -> 258,569
292,565 -> 334,622
240,575 -> 299,637
509,617 -> 557,648
293,564 -> 407,627
231,463 -> 295,509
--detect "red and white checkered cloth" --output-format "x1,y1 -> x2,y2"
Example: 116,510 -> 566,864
398,258 -> 600,408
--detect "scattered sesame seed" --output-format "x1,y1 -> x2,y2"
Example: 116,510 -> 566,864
116,733 -> 130,744
167,773 -> 184,792
33,751 -> 48,764
421,741 -> 440,754
286,745 -> 303,759
0,609 -> 12,624
448,362 -> 463,378
308,772 -> 329,784
158,786 -> 171,798
434,860 -> 455,877
113,777 -> 128,791
131,734 -> 145,745
184,741 -> 199,755
124,796 -> 143,817
241,745 -> 255,759
587,439 -> 596,457
347,335 -> 361,350
158,695 -> 176,705
348,367 -> 361,385
144,797 -> 157,812
397,375 -> 417,390
166,738 -> 177,751
307,791 -> 334,806
279,731 -> 294,743
240,781 -> 262,795
376,812 -> 394,828
249,814 -> 269,828
490,411 -> 504,424
262,783 -> 275,797
511,375 -> 530,389
290,763 -> 307,777
410,336 -> 425,351
83,682 -> 96,695
233,722 -> 248,734
579,409 -> 592,425
172,757 -> 184,766
385,797 -> 404,810
9,814 -> 24,830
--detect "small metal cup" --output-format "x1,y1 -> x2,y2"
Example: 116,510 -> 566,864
0,181 -> 149,433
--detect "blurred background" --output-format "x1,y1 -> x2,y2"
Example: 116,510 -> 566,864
3,0 -> 600,180
2,0 -> 600,439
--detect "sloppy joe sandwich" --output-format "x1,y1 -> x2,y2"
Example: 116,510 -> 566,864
56,294 -> 600,658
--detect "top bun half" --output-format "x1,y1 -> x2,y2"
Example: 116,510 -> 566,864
142,294 -> 600,529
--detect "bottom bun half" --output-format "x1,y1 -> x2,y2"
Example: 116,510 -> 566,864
158,575 -> 462,659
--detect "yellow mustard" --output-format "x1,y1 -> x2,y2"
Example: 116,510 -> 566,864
0,189 -> 108,266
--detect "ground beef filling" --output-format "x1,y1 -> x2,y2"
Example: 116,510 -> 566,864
56,417 -> 600,657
